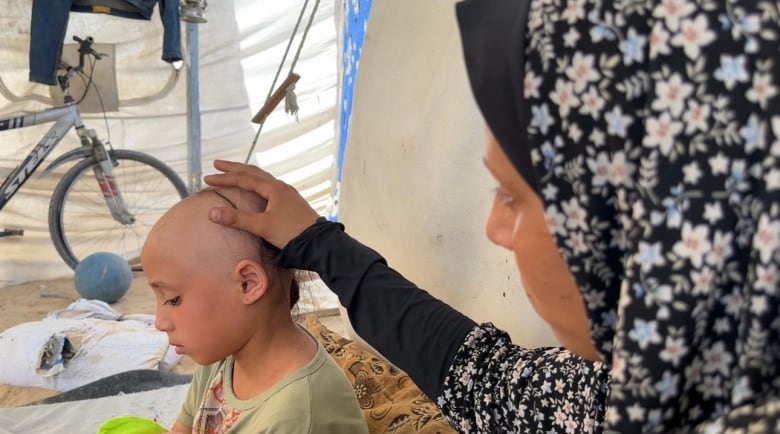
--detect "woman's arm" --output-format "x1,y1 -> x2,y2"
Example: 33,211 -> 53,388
278,220 -> 610,432
276,219 -> 477,399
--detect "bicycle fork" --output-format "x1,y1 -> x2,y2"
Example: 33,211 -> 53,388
79,127 -> 135,225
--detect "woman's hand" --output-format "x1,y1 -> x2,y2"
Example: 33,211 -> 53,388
203,160 -> 320,249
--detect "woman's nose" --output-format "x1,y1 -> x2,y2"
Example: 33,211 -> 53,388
486,199 -> 515,249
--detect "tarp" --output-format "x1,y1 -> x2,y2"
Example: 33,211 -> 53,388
338,0 -> 558,347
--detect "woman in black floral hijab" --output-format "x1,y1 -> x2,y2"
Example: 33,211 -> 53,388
204,0 -> 780,432
457,0 -> 780,431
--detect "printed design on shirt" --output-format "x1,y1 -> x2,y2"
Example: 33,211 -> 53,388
193,370 -> 241,434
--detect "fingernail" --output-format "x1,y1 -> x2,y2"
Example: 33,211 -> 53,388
208,208 -> 221,223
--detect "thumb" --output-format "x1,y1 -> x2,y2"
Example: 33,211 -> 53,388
208,206 -> 276,244
208,206 -> 240,226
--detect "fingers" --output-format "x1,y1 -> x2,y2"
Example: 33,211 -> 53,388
205,161 -> 271,182
212,159 -> 272,177
205,161 -> 297,210
204,170 -> 276,199
205,160 -> 274,187
204,159 -> 321,249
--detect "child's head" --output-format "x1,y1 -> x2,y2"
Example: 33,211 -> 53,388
141,187 -> 299,365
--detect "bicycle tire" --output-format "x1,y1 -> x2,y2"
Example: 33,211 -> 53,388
49,149 -> 189,270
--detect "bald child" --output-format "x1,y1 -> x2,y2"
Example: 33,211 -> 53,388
141,187 -> 368,433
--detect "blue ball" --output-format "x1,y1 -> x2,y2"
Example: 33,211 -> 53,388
74,252 -> 133,304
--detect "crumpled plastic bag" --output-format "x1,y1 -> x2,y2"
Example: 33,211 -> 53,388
36,332 -> 77,377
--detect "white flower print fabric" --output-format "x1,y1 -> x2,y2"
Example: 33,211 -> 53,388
438,324 -> 610,432
446,0 -> 780,432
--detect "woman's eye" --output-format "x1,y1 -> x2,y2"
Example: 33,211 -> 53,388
493,188 -> 517,208
163,296 -> 181,306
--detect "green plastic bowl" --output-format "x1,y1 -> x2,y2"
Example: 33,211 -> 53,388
96,416 -> 169,434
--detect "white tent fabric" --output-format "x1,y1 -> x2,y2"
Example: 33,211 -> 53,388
0,1 -> 338,287
0,0 -> 555,349
236,0 -> 339,212
339,0 -> 559,347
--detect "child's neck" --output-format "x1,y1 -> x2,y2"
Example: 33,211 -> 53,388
230,316 -> 317,400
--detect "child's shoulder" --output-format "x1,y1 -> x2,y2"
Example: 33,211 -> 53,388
262,345 -> 350,400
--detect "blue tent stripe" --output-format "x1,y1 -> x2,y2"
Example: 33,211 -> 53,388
332,0 -> 372,220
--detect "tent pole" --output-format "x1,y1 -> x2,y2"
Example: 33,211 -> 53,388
186,22 -> 202,193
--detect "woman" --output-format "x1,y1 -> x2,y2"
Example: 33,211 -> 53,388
205,0 -> 780,431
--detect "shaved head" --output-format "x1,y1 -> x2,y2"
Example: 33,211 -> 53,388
142,186 -> 298,315
141,187 -> 303,366
145,187 -> 276,271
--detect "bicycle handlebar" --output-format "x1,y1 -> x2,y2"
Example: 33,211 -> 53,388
72,35 -> 107,69
58,36 -> 109,100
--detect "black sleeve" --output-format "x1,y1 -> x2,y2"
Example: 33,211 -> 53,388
276,219 -> 478,399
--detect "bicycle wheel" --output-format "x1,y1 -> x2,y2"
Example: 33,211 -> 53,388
49,149 -> 189,270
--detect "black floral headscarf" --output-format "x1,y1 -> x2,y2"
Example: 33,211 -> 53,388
458,0 -> 780,431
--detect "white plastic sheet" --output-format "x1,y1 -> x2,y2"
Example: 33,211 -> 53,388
0,299 -> 179,392
0,384 -> 188,434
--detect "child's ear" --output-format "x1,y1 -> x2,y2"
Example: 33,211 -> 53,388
234,259 -> 268,304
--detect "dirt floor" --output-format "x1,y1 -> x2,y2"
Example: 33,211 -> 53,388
0,272 -> 344,408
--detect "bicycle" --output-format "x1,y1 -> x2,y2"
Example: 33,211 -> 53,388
0,35 -> 189,270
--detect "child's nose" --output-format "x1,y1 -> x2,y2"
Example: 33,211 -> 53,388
154,312 -> 173,332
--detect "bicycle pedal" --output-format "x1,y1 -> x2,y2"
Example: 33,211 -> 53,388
0,228 -> 24,237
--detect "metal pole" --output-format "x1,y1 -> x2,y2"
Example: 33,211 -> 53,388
186,21 -> 202,192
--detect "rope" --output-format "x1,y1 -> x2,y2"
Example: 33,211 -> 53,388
263,0 -> 310,113
244,0 -> 322,164
289,0 -> 321,74
244,0 -> 310,163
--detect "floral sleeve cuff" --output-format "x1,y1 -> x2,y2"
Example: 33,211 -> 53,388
438,323 -> 610,433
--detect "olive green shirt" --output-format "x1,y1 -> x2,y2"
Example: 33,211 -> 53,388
178,334 -> 368,433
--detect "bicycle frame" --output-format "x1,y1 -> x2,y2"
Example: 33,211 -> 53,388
0,103 -> 134,223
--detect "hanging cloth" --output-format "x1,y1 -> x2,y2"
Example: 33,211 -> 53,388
29,0 -> 182,85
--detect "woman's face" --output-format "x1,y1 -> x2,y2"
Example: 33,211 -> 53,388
483,129 -> 600,361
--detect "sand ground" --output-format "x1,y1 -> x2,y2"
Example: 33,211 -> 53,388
0,272 -> 344,408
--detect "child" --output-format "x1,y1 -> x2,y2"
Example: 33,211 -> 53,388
141,187 -> 368,433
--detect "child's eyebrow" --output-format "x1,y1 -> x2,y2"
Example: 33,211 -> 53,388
148,281 -> 168,289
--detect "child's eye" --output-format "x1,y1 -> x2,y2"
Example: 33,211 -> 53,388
163,296 -> 181,307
